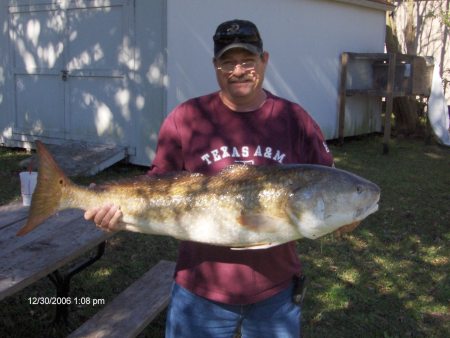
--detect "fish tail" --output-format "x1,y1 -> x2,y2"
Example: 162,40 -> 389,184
16,141 -> 73,236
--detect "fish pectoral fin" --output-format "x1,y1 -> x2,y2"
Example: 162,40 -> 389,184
230,242 -> 281,250
236,212 -> 279,233
333,221 -> 361,238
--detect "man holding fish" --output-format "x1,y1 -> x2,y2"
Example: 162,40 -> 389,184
86,19 -> 334,337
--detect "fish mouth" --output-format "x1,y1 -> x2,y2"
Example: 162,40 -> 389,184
356,202 -> 379,219
368,202 -> 379,214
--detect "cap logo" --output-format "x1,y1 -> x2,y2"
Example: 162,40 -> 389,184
227,23 -> 240,34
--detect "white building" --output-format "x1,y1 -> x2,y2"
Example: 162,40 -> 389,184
0,0 -> 394,166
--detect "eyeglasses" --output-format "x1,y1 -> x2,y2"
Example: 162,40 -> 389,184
216,61 -> 257,74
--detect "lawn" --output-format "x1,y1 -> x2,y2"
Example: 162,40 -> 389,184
0,135 -> 449,338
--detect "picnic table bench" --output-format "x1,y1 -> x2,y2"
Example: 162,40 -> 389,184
1,202 -> 176,336
68,260 -> 175,338
0,202 -> 114,322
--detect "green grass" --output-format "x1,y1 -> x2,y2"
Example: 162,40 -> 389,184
0,147 -> 31,205
299,136 -> 449,338
0,135 -> 449,337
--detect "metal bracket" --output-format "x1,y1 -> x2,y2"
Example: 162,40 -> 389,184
61,70 -> 69,81
47,241 -> 106,324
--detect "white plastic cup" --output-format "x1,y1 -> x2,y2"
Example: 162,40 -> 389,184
19,172 -> 38,206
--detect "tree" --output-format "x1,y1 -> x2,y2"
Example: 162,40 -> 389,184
386,0 -> 420,135
387,0 -> 450,135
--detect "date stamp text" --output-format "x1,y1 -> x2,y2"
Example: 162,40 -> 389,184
28,296 -> 105,306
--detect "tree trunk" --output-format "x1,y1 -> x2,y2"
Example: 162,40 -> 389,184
386,3 -> 419,135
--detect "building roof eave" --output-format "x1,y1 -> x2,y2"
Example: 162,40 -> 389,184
333,0 -> 396,11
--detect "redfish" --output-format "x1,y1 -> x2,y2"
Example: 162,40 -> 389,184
17,141 -> 380,249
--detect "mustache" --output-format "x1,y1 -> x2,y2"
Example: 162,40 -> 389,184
228,75 -> 254,83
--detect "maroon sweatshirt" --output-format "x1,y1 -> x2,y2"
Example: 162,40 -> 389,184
148,90 -> 333,305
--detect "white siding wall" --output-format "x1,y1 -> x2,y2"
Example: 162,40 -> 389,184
0,3 -> 11,142
166,0 -> 388,139
0,0 -> 389,166
0,0 -> 166,166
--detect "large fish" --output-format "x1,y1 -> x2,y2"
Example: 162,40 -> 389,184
17,141 -> 380,249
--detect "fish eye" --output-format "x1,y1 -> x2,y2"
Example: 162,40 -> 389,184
356,185 -> 363,194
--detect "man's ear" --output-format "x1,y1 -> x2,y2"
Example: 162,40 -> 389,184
261,51 -> 269,64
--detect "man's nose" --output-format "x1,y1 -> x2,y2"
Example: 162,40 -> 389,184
231,64 -> 246,76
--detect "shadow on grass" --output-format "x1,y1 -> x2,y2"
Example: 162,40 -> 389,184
0,136 -> 448,337
297,136 -> 449,337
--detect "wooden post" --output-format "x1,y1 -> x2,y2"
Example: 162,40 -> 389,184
383,52 -> 396,154
338,53 -> 349,145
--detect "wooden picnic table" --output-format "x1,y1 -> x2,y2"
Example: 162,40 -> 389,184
0,202 -> 114,322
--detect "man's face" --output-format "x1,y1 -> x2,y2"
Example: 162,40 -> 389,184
214,49 -> 268,104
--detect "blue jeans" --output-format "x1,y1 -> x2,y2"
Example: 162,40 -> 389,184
165,283 -> 301,338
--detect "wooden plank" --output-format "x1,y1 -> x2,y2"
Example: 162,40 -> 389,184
411,56 -> 433,96
338,52 -> 349,143
345,52 -> 389,60
345,89 -> 408,97
0,202 -> 29,230
68,260 -> 176,338
22,142 -> 126,176
0,214 -> 113,300
0,209 -> 84,253
383,52 -> 397,154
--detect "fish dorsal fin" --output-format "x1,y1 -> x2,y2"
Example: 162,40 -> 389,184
236,212 -> 279,233
219,164 -> 258,178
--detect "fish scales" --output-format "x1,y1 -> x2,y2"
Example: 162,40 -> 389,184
17,141 -> 381,249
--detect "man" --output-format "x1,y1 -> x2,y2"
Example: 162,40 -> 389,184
85,19 -> 333,337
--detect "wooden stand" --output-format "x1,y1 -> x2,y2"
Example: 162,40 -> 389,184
338,52 -> 433,153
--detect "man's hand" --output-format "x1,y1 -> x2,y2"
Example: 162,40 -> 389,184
84,204 -> 123,232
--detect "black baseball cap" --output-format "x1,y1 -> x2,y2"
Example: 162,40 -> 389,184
213,19 -> 263,58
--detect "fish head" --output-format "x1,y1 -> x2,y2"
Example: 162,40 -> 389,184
287,166 -> 380,239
